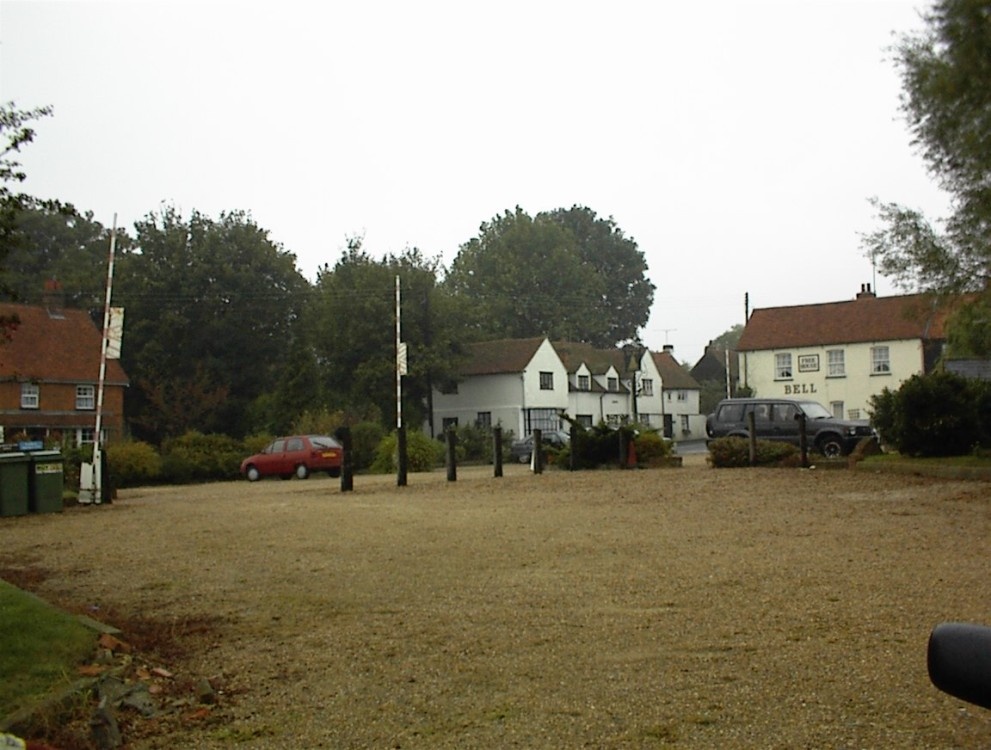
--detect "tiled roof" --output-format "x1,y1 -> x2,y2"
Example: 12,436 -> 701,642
651,350 -> 700,390
737,293 -> 954,351
552,341 -> 626,375
691,345 -> 739,381
461,337 -> 548,375
0,304 -> 130,385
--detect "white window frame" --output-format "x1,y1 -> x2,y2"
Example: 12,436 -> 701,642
76,384 -> 96,410
775,353 -> 793,380
641,378 -> 654,396
871,346 -> 891,375
20,383 -> 39,409
827,349 -> 845,377
577,374 -> 590,391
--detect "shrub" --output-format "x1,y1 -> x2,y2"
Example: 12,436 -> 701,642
160,431 -> 244,483
448,423 -> 495,463
370,430 -> 443,473
634,431 -> 674,466
348,421 -> 387,471
869,371 -> 988,457
562,424 -> 632,469
708,437 -> 800,468
106,441 -> 162,488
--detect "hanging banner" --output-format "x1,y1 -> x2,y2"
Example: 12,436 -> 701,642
106,307 -> 124,359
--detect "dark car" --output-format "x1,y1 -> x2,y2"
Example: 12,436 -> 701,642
240,434 -> 343,481
705,398 -> 876,458
510,430 -> 571,463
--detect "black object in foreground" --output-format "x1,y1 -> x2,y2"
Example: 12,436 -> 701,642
928,622 -> 991,710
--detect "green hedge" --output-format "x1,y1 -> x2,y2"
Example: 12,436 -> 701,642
370,430 -> 444,473
870,371 -> 991,457
707,437 -> 801,468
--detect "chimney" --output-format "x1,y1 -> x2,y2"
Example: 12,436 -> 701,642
43,278 -> 65,313
663,344 -> 674,353
856,283 -> 876,300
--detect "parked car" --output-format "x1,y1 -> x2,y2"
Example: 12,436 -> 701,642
705,398 -> 876,458
510,430 -> 571,463
240,435 -> 343,481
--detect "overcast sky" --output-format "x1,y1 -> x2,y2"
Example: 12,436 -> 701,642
2,0 -> 950,365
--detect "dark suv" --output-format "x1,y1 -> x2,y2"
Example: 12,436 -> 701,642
705,398 -> 876,458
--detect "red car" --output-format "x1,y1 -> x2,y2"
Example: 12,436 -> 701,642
240,434 -> 343,481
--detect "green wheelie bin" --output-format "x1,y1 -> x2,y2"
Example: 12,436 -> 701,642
0,451 -> 30,517
28,450 -> 64,514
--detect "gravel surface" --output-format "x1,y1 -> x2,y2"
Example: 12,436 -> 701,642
2,460 -> 989,748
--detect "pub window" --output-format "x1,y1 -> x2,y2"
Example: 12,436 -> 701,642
871,346 -> 891,375
20,383 -> 39,409
775,353 -> 793,379
607,376 -> 618,391
577,374 -> 590,391
76,384 -> 96,410
641,378 -> 654,396
539,371 -> 554,390
827,349 -> 845,377
476,412 -> 491,429
576,414 -> 593,427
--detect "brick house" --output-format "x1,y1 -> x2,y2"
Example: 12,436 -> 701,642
0,303 -> 129,446
736,285 -> 954,419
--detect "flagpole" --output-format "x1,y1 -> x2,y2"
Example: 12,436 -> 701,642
89,214 -> 117,503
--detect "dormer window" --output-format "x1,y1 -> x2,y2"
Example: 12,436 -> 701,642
607,377 -> 618,391
577,374 -> 590,391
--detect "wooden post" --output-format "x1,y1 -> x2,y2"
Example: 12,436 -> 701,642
747,411 -> 757,467
446,428 -> 457,482
569,425 -> 577,471
493,427 -> 503,478
338,426 -> 353,492
797,412 -> 809,468
533,428 -> 543,474
397,425 -> 408,487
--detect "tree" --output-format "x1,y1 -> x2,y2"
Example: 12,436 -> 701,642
447,206 -> 652,345
543,205 -> 654,346
115,206 -> 310,442
307,240 -> 468,433
0,102 -> 54,337
710,323 -> 744,351
0,102 -> 54,258
3,203 -> 125,307
862,1 -> 991,352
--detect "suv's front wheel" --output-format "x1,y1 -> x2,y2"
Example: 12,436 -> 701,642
817,435 -> 844,459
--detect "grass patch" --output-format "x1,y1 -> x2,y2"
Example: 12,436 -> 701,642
858,452 -> 991,480
862,453 -> 991,468
0,580 -> 96,718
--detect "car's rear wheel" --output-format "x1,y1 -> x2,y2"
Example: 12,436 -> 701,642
246,466 -> 260,482
818,435 -> 844,459
295,464 -> 310,480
